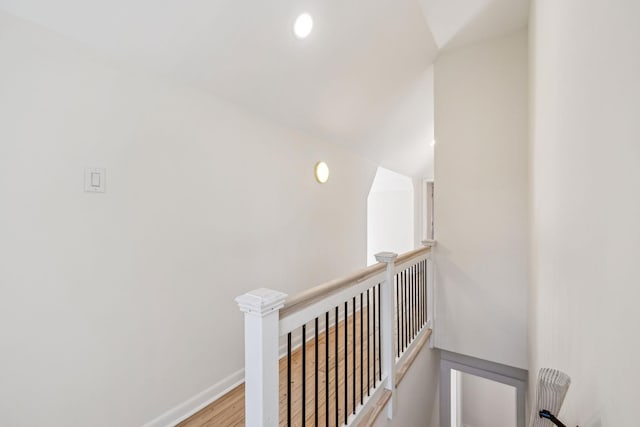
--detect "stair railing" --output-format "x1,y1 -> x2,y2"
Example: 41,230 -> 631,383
236,242 -> 435,427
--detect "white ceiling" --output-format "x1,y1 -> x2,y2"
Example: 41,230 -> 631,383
417,0 -> 529,50
0,0 -> 528,178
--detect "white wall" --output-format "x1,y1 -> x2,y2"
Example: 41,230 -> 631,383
373,347 -> 440,427
529,1 -> 640,425
0,11 -> 377,426
460,372 -> 516,427
367,167 -> 415,265
433,30 -> 529,369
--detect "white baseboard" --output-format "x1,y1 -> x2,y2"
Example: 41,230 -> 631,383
144,314 -> 353,426
142,368 -> 245,427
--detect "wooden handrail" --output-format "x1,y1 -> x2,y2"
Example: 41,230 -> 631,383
357,390 -> 392,427
279,262 -> 386,319
279,245 -> 433,319
395,245 -> 432,266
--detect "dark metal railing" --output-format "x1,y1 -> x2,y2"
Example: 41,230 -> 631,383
284,282 -> 382,426
239,245 -> 433,427
395,259 -> 429,359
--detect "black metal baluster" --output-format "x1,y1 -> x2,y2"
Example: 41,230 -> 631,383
377,283 -> 381,382
366,288 -> 370,396
287,332 -> 292,427
403,269 -> 408,351
420,261 -> 427,326
360,292 -> 363,405
326,311 -> 329,427
315,317 -> 319,427
414,264 -> 418,337
412,264 -> 416,339
404,269 -> 409,350
352,297 -> 356,414
344,301 -> 348,425
418,261 -> 422,330
396,274 -> 400,358
399,271 -> 404,354
408,266 -> 412,341
420,260 -> 424,328
372,286 -> 376,387
411,265 -> 418,341
408,266 -> 411,342
415,263 -> 420,332
409,266 -> 413,341
416,264 -> 419,334
425,260 -> 428,324
400,270 -> 404,353
418,264 -> 421,331
302,324 -> 306,426
334,307 -> 339,427
419,261 -> 423,328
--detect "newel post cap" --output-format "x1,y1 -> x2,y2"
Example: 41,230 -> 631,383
236,288 -> 288,317
375,252 -> 398,263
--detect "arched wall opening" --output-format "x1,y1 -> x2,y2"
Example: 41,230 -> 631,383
366,167 -> 414,265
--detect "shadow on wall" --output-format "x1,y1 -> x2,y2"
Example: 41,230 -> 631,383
367,167 -> 414,265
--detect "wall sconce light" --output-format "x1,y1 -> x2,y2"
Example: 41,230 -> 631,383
314,161 -> 330,184
294,13 -> 313,39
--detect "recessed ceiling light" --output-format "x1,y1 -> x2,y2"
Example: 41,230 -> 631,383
294,13 -> 313,39
315,161 -> 329,183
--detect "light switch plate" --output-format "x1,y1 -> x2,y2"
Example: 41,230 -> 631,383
85,168 -> 106,193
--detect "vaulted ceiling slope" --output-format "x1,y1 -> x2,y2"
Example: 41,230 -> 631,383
417,0 -> 529,51
0,0 -> 528,178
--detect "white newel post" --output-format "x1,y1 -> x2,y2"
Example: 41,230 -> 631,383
375,251 -> 398,419
235,288 -> 288,427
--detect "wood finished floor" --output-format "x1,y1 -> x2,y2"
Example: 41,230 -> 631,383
178,309 -> 381,427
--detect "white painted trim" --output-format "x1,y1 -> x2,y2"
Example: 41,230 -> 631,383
378,255 -> 397,418
439,351 -> 528,427
239,290 -> 281,427
142,368 -> 245,427
236,288 -> 287,316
